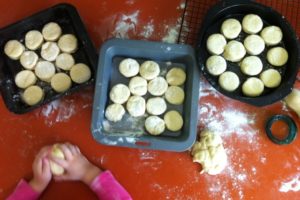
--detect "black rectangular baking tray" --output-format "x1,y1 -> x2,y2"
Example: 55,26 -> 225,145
196,0 -> 300,106
0,3 -> 98,114
91,38 -> 199,152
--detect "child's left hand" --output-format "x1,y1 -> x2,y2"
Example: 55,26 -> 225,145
29,146 -> 52,193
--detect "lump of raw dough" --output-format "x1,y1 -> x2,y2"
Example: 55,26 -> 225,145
243,34 -> 265,55
109,84 -> 130,104
148,77 -> 168,96
41,42 -> 60,61
240,56 -> 263,76
42,22 -> 62,41
221,18 -> 242,39
260,26 -> 283,46
146,97 -> 167,115
70,63 -> 91,84
166,67 -> 186,86
51,73 -> 72,93
242,14 -> 263,34
119,58 -> 140,77
260,69 -> 281,88
4,40 -> 25,60
145,116 -> 165,135
128,76 -> 147,96
223,40 -> 246,62
206,33 -> 227,55
15,70 -> 37,89
206,55 -> 227,76
191,129 -> 227,175
20,51 -> 38,70
165,86 -> 185,105
218,71 -> 240,92
126,96 -> 146,117
267,47 -> 288,67
35,61 -> 56,82
164,110 -> 183,131
55,53 -> 75,71
58,34 -> 78,53
25,30 -> 44,50
22,85 -> 44,106
105,103 -> 125,122
139,61 -> 160,80
242,77 -> 264,97
49,144 -> 65,175
284,89 -> 300,117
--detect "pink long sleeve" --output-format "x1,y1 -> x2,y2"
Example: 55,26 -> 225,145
90,171 -> 132,200
6,179 -> 40,200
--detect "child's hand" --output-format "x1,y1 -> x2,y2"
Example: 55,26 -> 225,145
50,143 -> 102,185
29,146 -> 52,193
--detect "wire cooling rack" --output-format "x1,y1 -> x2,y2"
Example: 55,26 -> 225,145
179,0 -> 300,45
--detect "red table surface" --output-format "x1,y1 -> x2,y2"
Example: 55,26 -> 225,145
0,0 -> 300,199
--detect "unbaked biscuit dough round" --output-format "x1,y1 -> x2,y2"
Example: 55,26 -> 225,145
219,71 -> 240,92
260,69 -> 281,88
119,58 -> 140,77
206,33 -> 227,55
267,47 -> 288,67
146,97 -> 167,115
240,56 -> 263,76
55,53 -> 75,71
164,110 -> 183,132
51,73 -> 72,93
105,103 -> 125,122
109,84 -> 130,104
206,55 -> 227,76
128,76 -> 147,96
242,77 -> 264,97
58,34 -> 78,53
166,67 -> 186,86
223,40 -> 246,62
148,77 -> 168,96
15,70 -> 37,89
260,26 -> 283,46
42,22 -> 62,41
4,40 -> 25,60
221,18 -> 242,39
244,34 -> 265,55
70,63 -> 91,84
165,86 -> 185,105
145,116 -> 165,135
284,89 -> 300,117
49,144 -> 65,176
126,96 -> 146,117
139,61 -> 160,80
25,30 -> 44,50
20,51 -> 39,70
35,61 -> 56,82
242,14 -> 263,34
22,85 -> 44,106
41,42 -> 60,61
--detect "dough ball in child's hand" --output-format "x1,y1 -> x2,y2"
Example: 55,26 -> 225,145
49,144 -> 65,176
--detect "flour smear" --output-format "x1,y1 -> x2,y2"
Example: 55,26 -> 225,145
279,174 -> 300,192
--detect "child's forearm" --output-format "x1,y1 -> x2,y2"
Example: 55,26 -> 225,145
6,179 -> 40,200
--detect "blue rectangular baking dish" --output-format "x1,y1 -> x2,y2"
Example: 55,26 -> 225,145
91,38 -> 199,152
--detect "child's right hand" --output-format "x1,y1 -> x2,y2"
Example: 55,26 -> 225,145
49,143 -> 102,185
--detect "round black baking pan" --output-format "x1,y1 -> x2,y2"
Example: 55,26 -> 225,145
196,0 -> 300,106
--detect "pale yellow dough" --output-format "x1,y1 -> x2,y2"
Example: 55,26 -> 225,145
55,53 -> 75,71
240,56 -> 263,76
166,67 -> 186,86
206,33 -> 227,55
242,77 -> 264,97
223,40 -> 246,62
70,63 -> 91,84
219,71 -> 240,92
165,86 -> 185,105
260,26 -> 283,46
260,69 -> 281,88
284,89 -> 300,117
51,73 -> 72,93
267,47 -> 288,67
221,18 -> 242,39
41,42 -> 60,61
42,22 -> 62,41
206,55 -> 227,76
20,51 -> 39,70
126,96 -> 146,117
139,61 -> 160,80
25,30 -> 44,50
243,34 -> 265,55
119,58 -> 140,77
105,104 -> 125,122
22,85 -> 44,106
128,76 -> 147,96
164,110 -> 183,132
4,40 -> 25,60
242,14 -> 263,34
49,144 -> 65,176
146,97 -> 167,115
15,70 -> 37,89
145,116 -> 165,135
148,77 -> 168,96
109,84 -> 130,104
58,34 -> 78,53
35,61 -> 56,82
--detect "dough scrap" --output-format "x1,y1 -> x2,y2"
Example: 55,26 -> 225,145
284,89 -> 300,117
206,33 -> 227,55
223,40 -> 246,62
221,18 -> 242,39
145,116 -> 165,135
128,76 -> 147,96
42,22 -> 62,41
148,77 -> 168,96
242,14 -> 263,34
242,77 -> 264,97
119,58 -> 140,77
55,53 -> 75,71
166,67 -> 186,86
15,70 -> 37,89
109,84 -> 130,104
35,61 -> 56,82
146,97 -> 167,115
240,56 -> 263,76
260,26 -> 283,46
22,85 -> 44,106
165,86 -> 185,105
25,30 -> 44,50
41,42 -> 60,62
51,73 -> 72,93
191,129 -> 227,175
218,71 -> 240,92
58,34 -> 78,53
4,40 -> 25,60
105,104 -> 125,122
20,51 -> 39,70
49,144 -> 65,175
206,55 -> 227,76
260,69 -> 281,88
244,34 -> 265,55
164,110 -> 183,131
140,61 -> 160,80
70,63 -> 91,84
126,96 -> 146,117
267,47 -> 288,67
